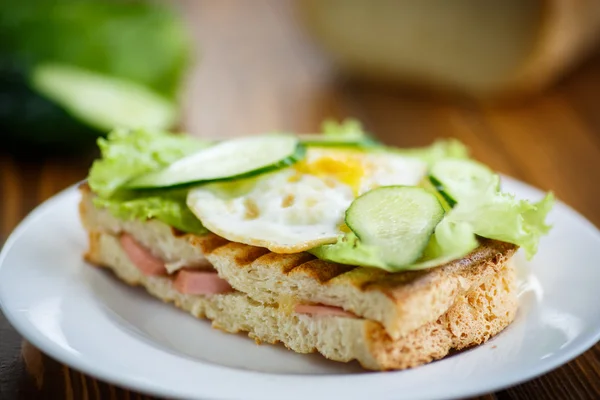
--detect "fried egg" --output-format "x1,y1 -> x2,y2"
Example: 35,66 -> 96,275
187,148 -> 428,253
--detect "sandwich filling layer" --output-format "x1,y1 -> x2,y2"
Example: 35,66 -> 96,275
85,229 -> 518,371
77,126 -> 554,371
116,229 -> 354,317
80,184 -> 516,337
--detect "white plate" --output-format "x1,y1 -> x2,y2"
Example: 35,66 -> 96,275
1,177 -> 600,400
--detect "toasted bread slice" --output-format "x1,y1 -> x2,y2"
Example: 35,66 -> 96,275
204,239 -> 516,339
85,230 -> 518,371
79,184 -> 225,272
80,184 -> 517,339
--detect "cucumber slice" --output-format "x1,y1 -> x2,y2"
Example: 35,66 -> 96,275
31,63 -> 177,133
125,134 -> 305,189
0,61 -> 100,153
419,177 -> 453,212
429,159 -> 497,206
345,186 -> 445,267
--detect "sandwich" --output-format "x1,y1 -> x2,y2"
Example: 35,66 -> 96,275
78,120 -> 554,371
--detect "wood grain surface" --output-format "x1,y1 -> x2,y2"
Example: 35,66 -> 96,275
2,1 -> 600,399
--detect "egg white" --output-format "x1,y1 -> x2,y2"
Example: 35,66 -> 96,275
186,148 -> 428,253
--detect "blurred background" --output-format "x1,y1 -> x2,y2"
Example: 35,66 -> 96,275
2,0 -> 600,219
2,0 -> 600,220
3,0 -> 600,150
3,0 -> 600,235
2,1 -> 600,398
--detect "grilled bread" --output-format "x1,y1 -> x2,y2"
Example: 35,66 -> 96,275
85,229 -> 518,371
80,184 -> 517,339
205,239 -> 516,339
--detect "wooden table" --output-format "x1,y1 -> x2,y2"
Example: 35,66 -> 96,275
2,1 -> 600,399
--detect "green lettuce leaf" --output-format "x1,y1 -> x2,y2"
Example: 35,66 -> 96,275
88,129 -> 211,234
388,138 -> 470,164
310,176 -> 553,271
425,219 -> 479,259
444,180 -> 554,259
93,189 -> 207,235
318,118 -> 469,161
415,176 -> 554,265
89,128 -> 210,198
300,118 -> 381,148
310,219 -> 480,273
309,232 -> 392,271
321,118 -> 372,140
323,119 -> 467,153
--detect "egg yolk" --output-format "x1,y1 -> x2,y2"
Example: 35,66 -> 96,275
293,150 -> 366,195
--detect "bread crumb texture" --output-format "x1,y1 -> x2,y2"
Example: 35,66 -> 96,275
85,229 -> 517,371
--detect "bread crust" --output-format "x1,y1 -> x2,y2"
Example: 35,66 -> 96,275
79,184 -> 517,339
84,230 -> 517,371
205,239 -> 516,340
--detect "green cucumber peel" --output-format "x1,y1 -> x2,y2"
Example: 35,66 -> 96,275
311,186 -> 445,272
124,134 -> 306,190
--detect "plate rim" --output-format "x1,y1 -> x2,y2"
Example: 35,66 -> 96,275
1,178 -> 600,400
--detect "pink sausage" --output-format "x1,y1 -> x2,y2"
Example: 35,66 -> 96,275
120,233 -> 167,276
173,270 -> 233,295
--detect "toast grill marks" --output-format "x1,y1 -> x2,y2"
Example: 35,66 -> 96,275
251,251 -> 316,274
365,239 -> 516,296
198,237 -> 517,338
79,183 -> 518,338
188,234 -> 230,255
84,230 -> 518,371
201,239 -> 517,339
